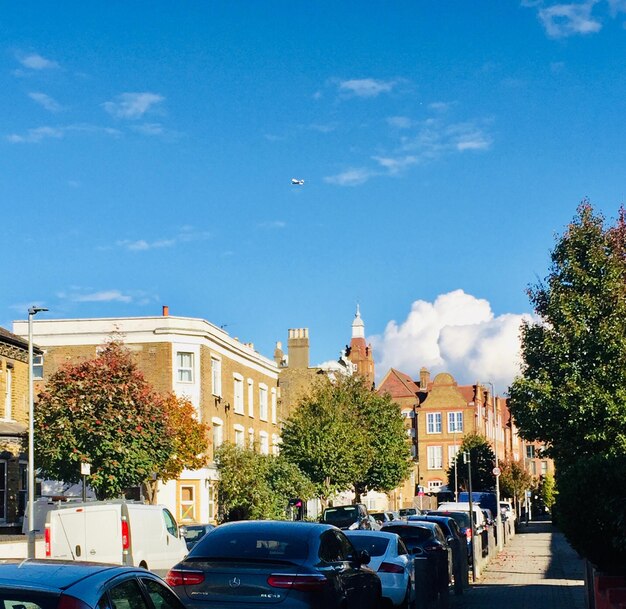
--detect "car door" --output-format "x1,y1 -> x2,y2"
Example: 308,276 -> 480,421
335,530 -> 378,609
98,576 -> 153,609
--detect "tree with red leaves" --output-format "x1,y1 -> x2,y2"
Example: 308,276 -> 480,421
35,341 -> 208,500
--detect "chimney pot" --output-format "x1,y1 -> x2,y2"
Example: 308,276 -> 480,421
162,305 -> 169,317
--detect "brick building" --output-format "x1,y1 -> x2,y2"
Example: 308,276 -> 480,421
378,368 -> 515,506
0,327 -> 43,529
13,308 -> 280,525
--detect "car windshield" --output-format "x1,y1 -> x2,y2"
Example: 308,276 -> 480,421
399,509 -> 416,516
0,591 -> 58,609
183,525 -> 210,542
370,512 -> 385,521
346,535 -> 390,557
322,507 -> 358,526
384,525 -> 432,542
190,528 -> 308,561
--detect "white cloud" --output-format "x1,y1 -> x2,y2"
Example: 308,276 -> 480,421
73,290 -> 132,303
132,122 -> 164,135
538,1 -> 602,37
607,0 -> 626,14
103,92 -> 164,119
324,167 -> 376,186
16,52 -> 59,70
7,124 -> 121,143
370,290 -> 532,391
29,92 -> 62,112
372,155 -> 419,174
258,220 -> 287,229
428,101 -> 454,112
113,227 -> 210,252
386,116 -> 413,129
338,78 -> 396,98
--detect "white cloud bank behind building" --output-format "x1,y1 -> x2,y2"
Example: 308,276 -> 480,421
370,290 -> 533,393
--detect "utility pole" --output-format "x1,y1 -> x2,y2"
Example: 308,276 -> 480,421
485,381 -> 503,551
464,450 -> 477,582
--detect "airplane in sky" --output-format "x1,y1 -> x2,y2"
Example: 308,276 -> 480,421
291,178 -> 304,185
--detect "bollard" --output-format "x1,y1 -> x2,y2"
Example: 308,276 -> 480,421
413,556 -> 434,609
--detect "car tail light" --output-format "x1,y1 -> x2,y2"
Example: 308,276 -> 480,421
267,574 -> 327,591
45,524 -> 51,558
121,517 -> 130,551
58,595 -> 92,609
166,569 -> 205,587
465,528 -> 472,541
378,562 -> 404,574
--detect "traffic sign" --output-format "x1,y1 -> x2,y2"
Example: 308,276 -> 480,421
492,467 -> 501,476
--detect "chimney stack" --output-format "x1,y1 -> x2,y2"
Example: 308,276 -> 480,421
419,367 -> 430,389
162,305 -> 169,317
287,328 -> 309,369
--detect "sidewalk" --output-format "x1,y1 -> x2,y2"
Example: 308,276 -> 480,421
451,519 -> 586,609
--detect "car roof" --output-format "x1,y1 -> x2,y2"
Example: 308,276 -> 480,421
383,520 -> 439,531
213,520 -> 334,536
343,530 -> 398,541
0,560 -> 133,592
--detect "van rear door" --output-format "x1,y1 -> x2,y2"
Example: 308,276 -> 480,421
51,509 -> 85,560
84,504 -> 122,564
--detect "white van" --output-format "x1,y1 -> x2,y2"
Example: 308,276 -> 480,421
45,501 -> 188,570
436,502 -> 487,531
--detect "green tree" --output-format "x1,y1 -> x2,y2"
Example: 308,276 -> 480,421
142,393 -> 210,504
215,444 -> 314,521
35,341 -> 173,499
280,376 -> 411,505
509,203 -> 626,464
539,473 -> 556,512
498,459 -> 533,514
280,377 -> 370,506
447,433 -> 496,492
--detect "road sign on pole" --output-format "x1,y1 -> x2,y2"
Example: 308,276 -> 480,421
493,467 -> 501,476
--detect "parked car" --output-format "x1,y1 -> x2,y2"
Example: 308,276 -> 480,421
320,504 -> 372,529
45,501 -> 188,570
398,508 -> 421,519
436,502 -> 487,533
458,492 -> 498,520
367,515 -> 382,530
181,523 -> 216,550
407,515 -> 468,594
345,530 -> 414,608
370,511 -> 399,525
166,520 -> 383,609
500,501 -> 516,522
381,521 -> 452,598
0,559 -> 186,609
429,510 -> 474,564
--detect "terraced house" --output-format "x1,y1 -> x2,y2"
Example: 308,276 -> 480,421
0,327 -> 42,530
12,307 -> 280,525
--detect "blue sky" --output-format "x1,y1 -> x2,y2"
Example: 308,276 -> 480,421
3,1 -> 626,390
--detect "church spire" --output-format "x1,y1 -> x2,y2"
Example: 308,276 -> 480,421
352,304 -> 365,339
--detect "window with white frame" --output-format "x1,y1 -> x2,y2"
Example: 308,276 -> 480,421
3,366 -> 12,421
33,354 -> 44,380
248,428 -> 255,448
176,352 -> 194,383
428,480 -> 443,492
259,384 -> 268,421
247,379 -> 254,417
233,375 -> 244,414
426,412 -> 442,434
207,481 -> 216,521
272,434 -> 280,455
526,445 -> 536,459
211,357 -> 222,397
541,460 -> 548,475
448,444 -> 460,467
234,424 -> 244,447
212,418 -> 223,450
271,388 -> 277,424
259,431 -> 269,455
427,445 -> 443,469
448,411 -> 463,433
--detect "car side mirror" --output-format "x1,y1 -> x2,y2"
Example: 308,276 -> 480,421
357,549 -> 371,565
446,536 -> 454,544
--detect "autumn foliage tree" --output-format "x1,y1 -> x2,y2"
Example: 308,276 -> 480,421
35,341 -> 208,500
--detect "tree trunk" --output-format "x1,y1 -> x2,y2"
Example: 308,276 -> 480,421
142,480 -> 159,505
354,483 -> 367,504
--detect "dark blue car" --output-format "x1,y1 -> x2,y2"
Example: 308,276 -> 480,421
167,520 -> 382,609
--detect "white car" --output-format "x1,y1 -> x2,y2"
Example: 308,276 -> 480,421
345,530 -> 414,608
500,501 -> 516,522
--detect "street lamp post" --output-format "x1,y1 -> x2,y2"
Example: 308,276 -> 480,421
485,381 -> 503,551
28,306 -> 48,559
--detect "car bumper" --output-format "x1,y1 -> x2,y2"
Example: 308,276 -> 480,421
378,572 -> 410,606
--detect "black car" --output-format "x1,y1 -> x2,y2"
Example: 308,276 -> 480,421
166,520 -> 382,609
320,504 -> 372,530
0,559 -> 185,609
428,510 -> 473,563
407,515 -> 468,593
381,521 -> 452,597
